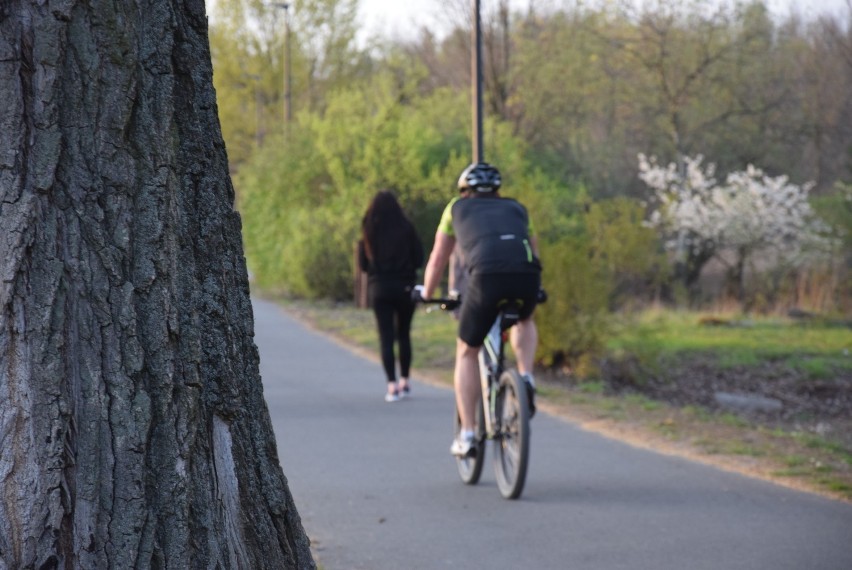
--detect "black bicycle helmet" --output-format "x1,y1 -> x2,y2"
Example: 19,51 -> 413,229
457,162 -> 501,193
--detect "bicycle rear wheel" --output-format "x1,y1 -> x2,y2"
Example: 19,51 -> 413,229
493,369 -> 531,499
454,397 -> 485,484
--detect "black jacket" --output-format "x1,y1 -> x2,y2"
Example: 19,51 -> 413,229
358,226 -> 424,284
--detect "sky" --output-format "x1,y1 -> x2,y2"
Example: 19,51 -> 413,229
205,1 -> 850,40
356,0 -> 850,40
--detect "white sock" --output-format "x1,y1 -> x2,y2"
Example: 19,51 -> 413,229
461,429 -> 475,441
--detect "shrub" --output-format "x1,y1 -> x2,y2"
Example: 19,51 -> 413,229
584,197 -> 668,307
537,237 -> 611,375
278,205 -> 358,300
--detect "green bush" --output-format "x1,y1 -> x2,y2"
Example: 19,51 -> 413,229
237,82 -> 473,299
537,237 -> 611,374
276,205 -> 358,300
584,197 -> 668,307
242,204 -> 357,300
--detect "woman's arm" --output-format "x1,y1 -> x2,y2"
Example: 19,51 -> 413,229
357,239 -> 369,272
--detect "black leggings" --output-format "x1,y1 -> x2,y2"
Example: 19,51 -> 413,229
369,279 -> 416,383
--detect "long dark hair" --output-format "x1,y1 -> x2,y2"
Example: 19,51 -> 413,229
361,190 -> 415,262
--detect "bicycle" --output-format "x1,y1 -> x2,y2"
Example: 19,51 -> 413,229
421,294 -> 541,500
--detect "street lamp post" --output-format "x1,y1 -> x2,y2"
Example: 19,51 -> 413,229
240,73 -> 263,146
273,2 -> 292,125
472,0 -> 484,164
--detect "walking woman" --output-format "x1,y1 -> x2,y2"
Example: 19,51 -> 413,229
358,191 -> 425,402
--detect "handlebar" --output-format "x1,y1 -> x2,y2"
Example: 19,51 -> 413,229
415,297 -> 461,311
412,288 -> 547,309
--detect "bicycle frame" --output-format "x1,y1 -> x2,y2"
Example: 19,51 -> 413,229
420,294 -> 533,498
419,291 -> 540,499
478,318 -> 504,436
477,303 -> 521,438
423,298 -> 517,437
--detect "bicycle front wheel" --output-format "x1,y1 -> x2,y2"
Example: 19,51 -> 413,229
454,397 -> 486,485
493,369 -> 531,499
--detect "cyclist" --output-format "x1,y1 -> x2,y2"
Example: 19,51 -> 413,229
418,163 -> 542,456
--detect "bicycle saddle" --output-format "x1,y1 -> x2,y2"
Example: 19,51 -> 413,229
497,299 -> 523,330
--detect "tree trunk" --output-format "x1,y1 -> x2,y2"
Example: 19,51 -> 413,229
0,2 -> 314,568
725,247 -> 748,305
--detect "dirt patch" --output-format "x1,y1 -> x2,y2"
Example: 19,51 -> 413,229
599,354 -> 852,449
537,354 -> 852,502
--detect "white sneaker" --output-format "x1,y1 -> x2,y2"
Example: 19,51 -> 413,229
450,432 -> 475,456
385,391 -> 400,403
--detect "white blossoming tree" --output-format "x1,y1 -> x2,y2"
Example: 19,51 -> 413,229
639,154 -> 828,301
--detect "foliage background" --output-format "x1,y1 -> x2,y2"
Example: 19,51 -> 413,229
211,0 -> 851,366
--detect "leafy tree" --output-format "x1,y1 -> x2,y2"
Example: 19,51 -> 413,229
295,0 -> 369,106
210,0 -> 370,168
511,8 -> 614,185
210,0 -> 291,165
787,13 -> 852,187
237,80 -> 472,297
811,183 -> 852,310
218,0 -> 852,318
813,183 -> 852,256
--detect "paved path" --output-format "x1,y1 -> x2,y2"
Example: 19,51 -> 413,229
253,298 -> 852,570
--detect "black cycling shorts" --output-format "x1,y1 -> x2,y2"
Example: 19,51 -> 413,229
457,272 -> 540,347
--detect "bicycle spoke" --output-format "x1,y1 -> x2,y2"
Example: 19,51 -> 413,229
501,440 -> 518,476
455,396 -> 485,485
497,388 -> 520,477
493,370 -> 530,499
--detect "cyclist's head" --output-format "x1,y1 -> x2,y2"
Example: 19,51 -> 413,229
457,162 -> 501,194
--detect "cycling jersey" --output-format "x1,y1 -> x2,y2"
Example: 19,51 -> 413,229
438,195 -> 540,275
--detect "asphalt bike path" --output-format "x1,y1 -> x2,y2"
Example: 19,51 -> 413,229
252,298 -> 852,570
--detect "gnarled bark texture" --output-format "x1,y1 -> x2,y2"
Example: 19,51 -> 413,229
0,1 -> 314,568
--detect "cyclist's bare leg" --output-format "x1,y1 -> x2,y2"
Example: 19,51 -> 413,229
510,317 -> 538,376
455,338 -> 480,431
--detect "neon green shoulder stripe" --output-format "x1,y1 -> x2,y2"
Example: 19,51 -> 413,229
437,196 -> 460,237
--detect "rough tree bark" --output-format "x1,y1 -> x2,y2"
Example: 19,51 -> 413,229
0,1 -> 314,568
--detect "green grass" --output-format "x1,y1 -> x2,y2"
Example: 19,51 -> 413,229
285,298 -> 460,371
410,309 -> 459,369
608,309 -> 852,377
624,393 -> 662,411
719,413 -> 750,428
682,405 -> 713,421
578,380 -> 606,394
823,480 -> 852,494
783,455 -> 809,468
721,442 -> 765,456
795,357 -> 836,379
290,300 -> 852,381
793,433 -> 852,466
652,418 -> 679,438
